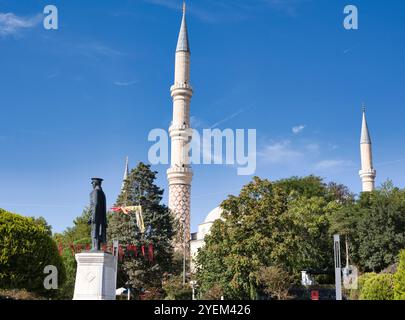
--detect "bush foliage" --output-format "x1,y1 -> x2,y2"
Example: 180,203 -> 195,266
360,273 -> 394,300
162,275 -> 192,300
0,209 -> 65,295
394,250 -> 405,300
257,266 -> 293,300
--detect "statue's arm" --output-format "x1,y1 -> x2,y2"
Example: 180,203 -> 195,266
88,192 -> 97,224
102,194 -> 108,228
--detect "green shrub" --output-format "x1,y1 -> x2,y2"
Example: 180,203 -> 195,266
394,250 -> 405,300
349,272 -> 376,300
360,273 -> 394,300
0,209 -> 65,296
257,266 -> 293,300
162,275 -> 192,300
200,284 -> 224,300
0,289 -> 47,300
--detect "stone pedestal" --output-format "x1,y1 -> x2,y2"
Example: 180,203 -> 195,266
73,252 -> 117,300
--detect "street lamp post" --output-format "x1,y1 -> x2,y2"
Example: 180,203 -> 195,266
334,234 -> 342,300
190,280 -> 197,300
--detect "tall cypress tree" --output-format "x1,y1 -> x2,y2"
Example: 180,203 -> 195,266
108,162 -> 175,298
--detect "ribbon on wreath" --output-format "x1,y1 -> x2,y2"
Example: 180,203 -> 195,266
111,205 -> 145,234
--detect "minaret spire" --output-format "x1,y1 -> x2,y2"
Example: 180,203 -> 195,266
359,106 -> 376,192
168,3 -> 193,255
121,156 -> 129,191
361,105 -> 371,144
176,1 -> 190,53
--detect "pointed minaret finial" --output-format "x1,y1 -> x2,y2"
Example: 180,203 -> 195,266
361,105 -> 371,144
176,1 -> 190,52
121,156 -> 129,191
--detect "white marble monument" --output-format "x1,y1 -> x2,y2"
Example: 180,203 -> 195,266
73,251 -> 117,300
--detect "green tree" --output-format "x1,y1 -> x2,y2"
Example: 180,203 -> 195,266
394,250 -> 405,300
328,203 -> 362,267
360,273 -> 394,300
329,181 -> 405,272
356,183 -> 405,271
200,284 -> 224,300
0,209 -> 65,297
108,162 -> 175,298
196,176 -> 347,299
31,216 -> 53,237
256,266 -> 293,300
56,208 -> 91,245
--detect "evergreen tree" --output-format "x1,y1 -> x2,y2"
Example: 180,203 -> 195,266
108,162 -> 175,298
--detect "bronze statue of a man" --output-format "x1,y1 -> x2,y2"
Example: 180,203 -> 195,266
88,178 -> 107,251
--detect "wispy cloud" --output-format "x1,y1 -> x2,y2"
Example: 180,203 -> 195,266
314,160 -> 353,171
143,0 -> 309,22
257,135 -> 353,175
114,80 -> 139,87
292,124 -> 306,134
0,12 -> 41,37
143,0 -> 179,11
376,158 -> 405,167
343,48 -> 352,54
190,116 -> 205,129
305,143 -> 320,154
76,42 -> 126,58
143,0 -> 250,23
210,109 -> 246,129
343,43 -> 359,55
258,140 -> 303,164
262,0 -> 310,16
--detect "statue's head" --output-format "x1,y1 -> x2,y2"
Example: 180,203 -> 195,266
91,178 -> 103,188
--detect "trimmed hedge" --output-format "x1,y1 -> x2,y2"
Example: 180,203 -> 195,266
0,209 -> 65,295
394,250 -> 405,300
360,273 -> 394,300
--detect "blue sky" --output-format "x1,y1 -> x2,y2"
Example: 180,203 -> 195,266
0,0 -> 404,234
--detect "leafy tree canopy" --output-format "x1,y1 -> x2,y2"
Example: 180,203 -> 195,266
0,209 -> 65,296
196,176 -> 349,299
329,181 -> 405,272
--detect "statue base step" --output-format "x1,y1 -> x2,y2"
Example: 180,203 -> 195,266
73,252 -> 117,300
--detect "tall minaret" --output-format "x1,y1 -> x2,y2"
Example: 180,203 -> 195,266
121,156 -> 129,191
359,106 -> 376,192
167,2 -> 193,252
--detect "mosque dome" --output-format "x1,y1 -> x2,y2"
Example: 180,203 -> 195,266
204,206 -> 223,223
